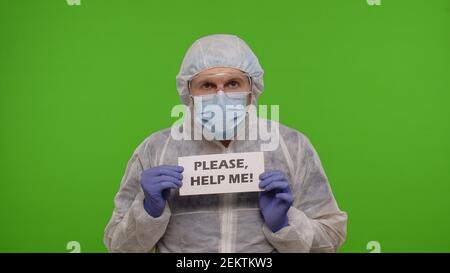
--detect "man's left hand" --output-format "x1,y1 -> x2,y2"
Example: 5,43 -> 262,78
259,170 -> 294,233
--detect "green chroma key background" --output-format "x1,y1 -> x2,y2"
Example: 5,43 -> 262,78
1,0 -> 449,252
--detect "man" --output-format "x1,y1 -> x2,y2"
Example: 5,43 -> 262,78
104,34 -> 347,252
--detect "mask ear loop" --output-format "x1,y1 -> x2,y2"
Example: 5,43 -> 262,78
187,79 -> 195,106
246,73 -> 255,106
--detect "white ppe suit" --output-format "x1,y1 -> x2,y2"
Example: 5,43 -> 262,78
103,34 -> 347,253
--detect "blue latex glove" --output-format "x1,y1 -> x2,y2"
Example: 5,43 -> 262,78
140,165 -> 184,218
259,170 -> 294,232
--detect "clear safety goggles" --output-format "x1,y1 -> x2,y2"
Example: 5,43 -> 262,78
188,71 -> 253,97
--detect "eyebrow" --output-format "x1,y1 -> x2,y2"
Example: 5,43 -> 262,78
193,79 -> 216,87
226,76 -> 247,82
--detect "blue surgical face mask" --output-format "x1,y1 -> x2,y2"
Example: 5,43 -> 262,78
193,91 -> 249,140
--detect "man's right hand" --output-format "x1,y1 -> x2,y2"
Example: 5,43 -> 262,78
140,165 -> 184,218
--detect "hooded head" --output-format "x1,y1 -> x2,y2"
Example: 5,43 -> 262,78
176,34 -> 264,106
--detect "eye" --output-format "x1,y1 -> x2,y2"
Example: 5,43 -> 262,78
200,82 -> 216,90
226,80 -> 240,89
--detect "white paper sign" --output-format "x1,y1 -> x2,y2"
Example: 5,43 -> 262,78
178,152 -> 265,196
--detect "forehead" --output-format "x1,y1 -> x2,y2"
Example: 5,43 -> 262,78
196,67 -> 243,77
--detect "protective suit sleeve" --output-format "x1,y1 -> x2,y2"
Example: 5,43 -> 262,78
262,134 -> 348,252
103,148 -> 171,253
